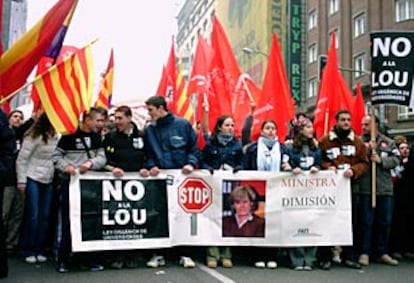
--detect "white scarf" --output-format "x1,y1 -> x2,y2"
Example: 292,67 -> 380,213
257,137 -> 281,172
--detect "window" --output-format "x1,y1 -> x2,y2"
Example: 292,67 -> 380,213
308,78 -> 318,98
329,0 -> 339,15
397,106 -> 414,120
308,10 -> 317,30
308,44 -> 317,63
395,0 -> 414,22
354,13 -> 365,37
354,54 -> 366,78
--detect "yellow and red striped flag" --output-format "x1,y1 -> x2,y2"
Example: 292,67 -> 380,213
95,49 -> 114,109
0,0 -> 77,101
33,44 -> 94,135
176,61 -> 193,123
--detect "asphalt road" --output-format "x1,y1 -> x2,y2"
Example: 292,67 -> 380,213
2,254 -> 414,283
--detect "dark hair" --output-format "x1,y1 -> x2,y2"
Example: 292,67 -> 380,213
230,185 -> 259,213
292,133 -> 317,152
26,113 -> 55,144
115,105 -> 132,117
82,107 -> 101,121
95,106 -> 108,118
335,109 -> 351,121
211,115 -> 233,142
8,109 -> 24,120
296,112 -> 307,120
145,96 -> 168,111
261,119 -> 277,130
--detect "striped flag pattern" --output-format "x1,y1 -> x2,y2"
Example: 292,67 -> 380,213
0,0 -> 77,100
33,45 -> 94,134
95,49 -> 114,109
176,61 -> 193,123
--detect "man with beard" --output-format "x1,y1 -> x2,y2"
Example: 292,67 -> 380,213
318,109 -> 368,270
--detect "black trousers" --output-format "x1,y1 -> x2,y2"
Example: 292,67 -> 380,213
0,171 -> 8,278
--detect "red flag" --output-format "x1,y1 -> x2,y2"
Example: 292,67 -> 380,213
314,33 -> 353,139
233,74 -> 262,137
352,81 -> 366,136
0,0 -> 77,101
209,16 -> 243,135
155,66 -> 166,96
188,36 -> 214,124
33,44 -> 94,134
253,33 -> 295,142
95,49 -> 114,109
156,38 -> 176,113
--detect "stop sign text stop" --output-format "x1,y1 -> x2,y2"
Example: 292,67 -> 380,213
178,178 -> 212,213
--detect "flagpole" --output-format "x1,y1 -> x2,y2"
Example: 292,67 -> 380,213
240,75 -> 255,103
0,38 -> 99,106
323,107 -> 329,135
370,104 -> 377,208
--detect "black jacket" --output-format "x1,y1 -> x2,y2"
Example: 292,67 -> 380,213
103,123 -> 146,171
0,110 -> 15,174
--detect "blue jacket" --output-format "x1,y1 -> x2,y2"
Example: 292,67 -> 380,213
287,143 -> 321,170
201,136 -> 243,169
145,113 -> 199,169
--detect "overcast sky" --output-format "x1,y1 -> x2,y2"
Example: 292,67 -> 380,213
28,0 -> 181,105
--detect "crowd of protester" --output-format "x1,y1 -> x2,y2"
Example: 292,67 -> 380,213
1,95 -> 414,279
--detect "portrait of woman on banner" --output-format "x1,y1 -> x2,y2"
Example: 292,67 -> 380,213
222,185 -> 265,237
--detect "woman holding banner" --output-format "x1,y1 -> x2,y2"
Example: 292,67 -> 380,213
242,119 -> 291,269
286,118 -> 321,271
201,114 -> 243,269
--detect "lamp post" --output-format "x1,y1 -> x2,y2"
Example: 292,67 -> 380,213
242,47 -> 269,58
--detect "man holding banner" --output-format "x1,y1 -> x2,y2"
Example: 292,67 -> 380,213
144,95 -> 199,268
318,110 -> 369,270
358,116 -> 400,266
53,107 -> 107,273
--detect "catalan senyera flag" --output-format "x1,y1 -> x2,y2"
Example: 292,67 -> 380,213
0,0 -> 77,100
33,44 -> 94,135
176,60 -> 193,123
95,49 -> 114,109
31,0 -> 79,110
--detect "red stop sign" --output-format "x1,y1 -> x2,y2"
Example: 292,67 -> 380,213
178,177 -> 213,213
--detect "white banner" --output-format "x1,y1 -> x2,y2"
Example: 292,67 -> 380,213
70,170 -> 352,252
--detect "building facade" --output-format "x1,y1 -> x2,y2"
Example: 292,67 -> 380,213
176,0 -> 414,138
304,0 -> 414,138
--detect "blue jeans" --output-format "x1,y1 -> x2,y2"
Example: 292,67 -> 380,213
22,178 -> 54,256
358,195 -> 393,256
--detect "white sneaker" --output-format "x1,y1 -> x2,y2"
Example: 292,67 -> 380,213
25,256 -> 37,264
179,256 -> 196,268
332,254 -> 342,264
146,255 -> 165,268
267,261 -> 277,269
254,261 -> 266,268
36,255 -> 47,263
